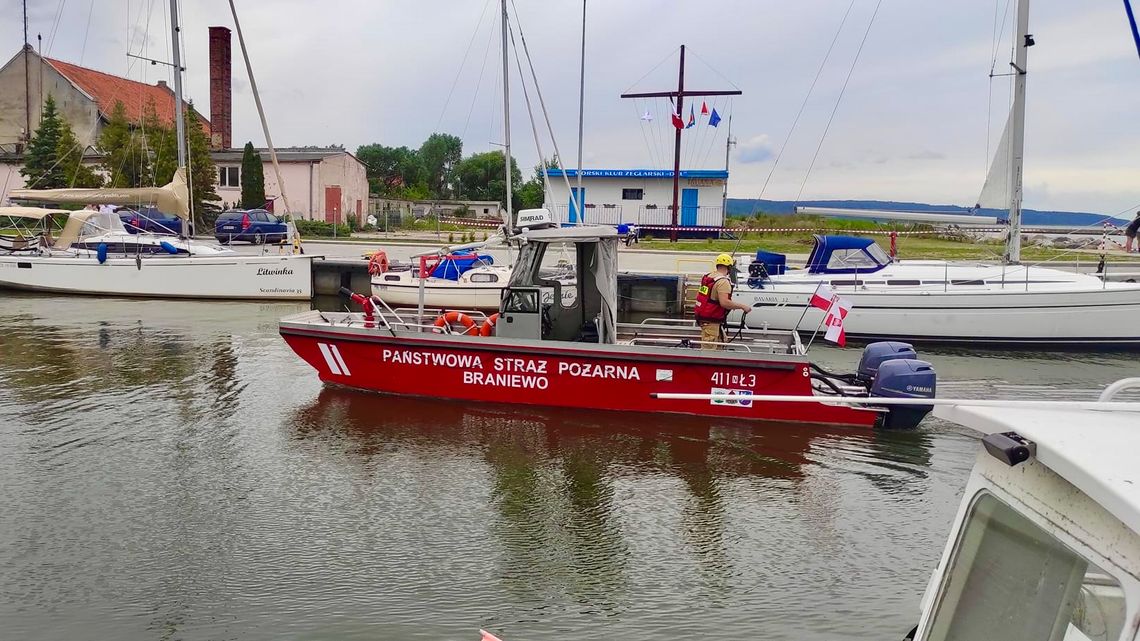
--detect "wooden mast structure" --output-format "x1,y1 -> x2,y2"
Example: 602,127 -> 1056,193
620,45 -> 740,242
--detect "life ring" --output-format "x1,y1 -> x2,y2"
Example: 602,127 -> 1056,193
479,313 -> 500,337
433,311 -> 478,335
368,250 -> 390,275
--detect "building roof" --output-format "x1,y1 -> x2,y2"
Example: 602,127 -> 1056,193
934,403 -> 1140,535
545,168 -> 728,180
45,57 -> 209,133
210,147 -> 357,164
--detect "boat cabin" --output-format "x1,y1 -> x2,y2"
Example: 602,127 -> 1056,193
495,225 -> 618,344
805,235 -> 892,274
910,398 -> 1140,641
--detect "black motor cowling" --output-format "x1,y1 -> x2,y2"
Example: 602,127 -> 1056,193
857,341 -> 918,381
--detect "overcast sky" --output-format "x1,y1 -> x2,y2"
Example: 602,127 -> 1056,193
6,0 -> 1140,214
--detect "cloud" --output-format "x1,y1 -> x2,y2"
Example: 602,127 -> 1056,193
737,134 -> 774,163
907,150 -> 946,161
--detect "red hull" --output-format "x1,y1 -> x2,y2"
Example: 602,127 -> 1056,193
281,325 -> 879,428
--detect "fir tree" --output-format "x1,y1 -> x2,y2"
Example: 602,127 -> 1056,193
240,142 -> 266,209
20,95 -> 68,188
99,101 -> 150,187
184,106 -> 221,229
56,120 -> 103,188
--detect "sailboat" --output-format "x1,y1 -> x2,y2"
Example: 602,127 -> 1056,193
0,0 -> 313,300
733,0 -> 1140,347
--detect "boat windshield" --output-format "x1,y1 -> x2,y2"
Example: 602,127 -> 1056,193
924,492 -> 1126,641
78,212 -> 129,237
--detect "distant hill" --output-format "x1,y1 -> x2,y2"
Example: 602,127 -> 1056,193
726,199 -> 1132,228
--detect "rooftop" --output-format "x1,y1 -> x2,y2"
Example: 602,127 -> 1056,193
934,403 -> 1140,535
210,147 -> 358,163
45,56 -> 210,133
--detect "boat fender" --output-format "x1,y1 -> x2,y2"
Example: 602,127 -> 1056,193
856,341 -> 917,381
368,251 -> 390,275
96,243 -> 108,264
433,311 -> 479,336
479,313 -> 500,337
871,359 -> 936,430
160,241 -> 178,254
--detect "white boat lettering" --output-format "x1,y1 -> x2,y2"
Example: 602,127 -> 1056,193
382,349 -> 484,369
257,267 -> 294,276
463,371 -> 549,390
494,357 -> 548,374
557,362 -> 641,380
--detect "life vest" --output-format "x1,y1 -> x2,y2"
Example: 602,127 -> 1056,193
694,272 -> 729,323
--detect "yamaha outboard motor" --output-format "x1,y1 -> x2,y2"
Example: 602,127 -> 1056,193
871,359 -> 936,429
857,341 -> 918,382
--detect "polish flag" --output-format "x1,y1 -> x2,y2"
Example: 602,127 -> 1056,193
700,101 -> 710,116
480,631 -> 505,641
823,296 -> 853,347
809,283 -> 835,311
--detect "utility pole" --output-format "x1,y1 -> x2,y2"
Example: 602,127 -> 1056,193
722,114 -> 735,219
620,45 -> 741,242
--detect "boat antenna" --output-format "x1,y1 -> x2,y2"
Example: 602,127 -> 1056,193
575,0 -> 586,226
500,0 -> 513,229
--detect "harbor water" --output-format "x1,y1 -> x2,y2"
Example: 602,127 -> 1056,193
0,293 -> 1136,640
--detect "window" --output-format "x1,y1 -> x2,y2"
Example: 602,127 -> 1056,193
219,166 -> 240,187
925,493 -> 1126,641
469,273 -> 499,283
622,188 -> 644,200
826,248 -> 879,270
887,280 -> 921,286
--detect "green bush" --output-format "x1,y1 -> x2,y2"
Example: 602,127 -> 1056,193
295,219 -> 352,237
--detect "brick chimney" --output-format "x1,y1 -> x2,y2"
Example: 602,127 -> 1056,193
208,26 -> 232,150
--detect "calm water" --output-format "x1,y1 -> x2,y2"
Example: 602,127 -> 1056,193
0,293 -> 1136,641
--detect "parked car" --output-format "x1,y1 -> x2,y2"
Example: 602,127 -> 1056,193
214,209 -> 288,244
119,207 -> 184,235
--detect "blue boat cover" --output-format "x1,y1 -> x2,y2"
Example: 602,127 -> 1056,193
805,235 -> 889,275
430,250 -> 494,280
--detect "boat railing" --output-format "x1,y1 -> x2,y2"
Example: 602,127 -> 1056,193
637,317 -> 696,326
626,337 -> 759,353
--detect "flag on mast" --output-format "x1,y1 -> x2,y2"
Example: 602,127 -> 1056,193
671,111 -> 684,129
700,101 -> 709,116
823,298 -> 853,347
709,108 -> 722,127
685,105 -> 696,129
641,110 -> 653,122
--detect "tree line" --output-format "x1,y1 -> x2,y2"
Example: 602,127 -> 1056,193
19,95 -> 221,226
356,133 -> 545,212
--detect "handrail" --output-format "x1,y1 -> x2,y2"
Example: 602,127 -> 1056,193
1098,378 -> 1140,401
636,317 -> 696,326
627,337 -> 754,352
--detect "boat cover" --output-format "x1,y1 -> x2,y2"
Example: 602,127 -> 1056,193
805,235 -> 890,275
431,251 -> 494,280
10,168 -> 190,221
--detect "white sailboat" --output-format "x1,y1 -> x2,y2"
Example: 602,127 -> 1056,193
0,0 -> 314,300
733,0 -> 1140,347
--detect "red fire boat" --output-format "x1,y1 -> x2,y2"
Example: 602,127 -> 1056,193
280,223 -> 936,428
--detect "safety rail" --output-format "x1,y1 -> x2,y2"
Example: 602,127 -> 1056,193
635,317 -> 696,326
626,337 -> 755,352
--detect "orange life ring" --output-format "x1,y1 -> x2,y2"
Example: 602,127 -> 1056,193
433,311 -> 478,335
368,250 -> 390,275
479,313 -> 500,337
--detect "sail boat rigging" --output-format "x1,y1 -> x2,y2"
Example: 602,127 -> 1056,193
732,0 -> 1140,347
0,0 -> 315,300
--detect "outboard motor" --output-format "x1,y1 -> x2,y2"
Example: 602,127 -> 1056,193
857,341 -> 918,382
871,359 -> 936,430
747,250 -> 785,288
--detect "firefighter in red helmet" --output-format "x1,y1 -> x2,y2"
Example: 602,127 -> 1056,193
693,253 -> 751,350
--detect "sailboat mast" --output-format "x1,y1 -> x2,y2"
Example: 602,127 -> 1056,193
1007,0 -> 1031,263
500,0 -> 513,225
169,0 -> 187,168
23,0 -> 31,146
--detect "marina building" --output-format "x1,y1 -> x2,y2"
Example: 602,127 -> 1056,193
544,168 -> 728,229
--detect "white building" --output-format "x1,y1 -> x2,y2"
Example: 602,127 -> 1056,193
544,168 -> 727,229
211,147 -> 369,222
